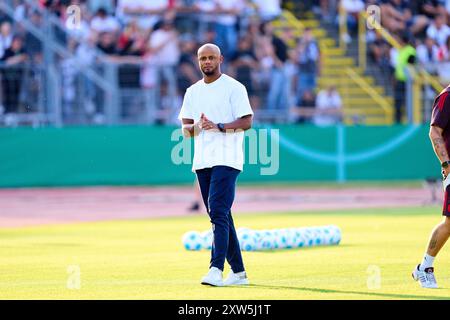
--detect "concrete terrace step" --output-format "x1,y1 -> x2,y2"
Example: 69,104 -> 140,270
332,86 -> 386,95
320,47 -> 346,56
318,77 -> 375,86
351,118 -> 395,125
321,56 -> 354,64
318,38 -> 336,47
343,107 -> 393,115
276,10 -> 394,125
320,67 -> 364,75
301,20 -> 321,28
290,29 -> 327,38
342,97 -> 393,105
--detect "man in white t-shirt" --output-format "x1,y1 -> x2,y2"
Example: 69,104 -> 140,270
178,43 -> 254,287
116,0 -> 168,30
148,19 -> 180,121
0,21 -> 13,60
426,14 -> 450,47
90,8 -> 120,34
252,0 -> 282,22
313,85 -> 343,126
214,0 -> 244,59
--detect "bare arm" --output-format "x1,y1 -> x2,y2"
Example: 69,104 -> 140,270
5,54 -> 27,65
201,114 -> 253,132
123,6 -> 166,15
429,125 -> 450,176
224,114 -> 253,131
181,118 -> 200,138
422,4 -> 440,16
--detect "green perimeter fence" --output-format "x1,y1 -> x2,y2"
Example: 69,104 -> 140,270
0,125 -> 438,188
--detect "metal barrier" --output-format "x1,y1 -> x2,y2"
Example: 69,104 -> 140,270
6,1 -> 429,127
0,59 -> 275,126
0,63 -> 48,127
0,1 -> 295,126
353,8 -> 444,124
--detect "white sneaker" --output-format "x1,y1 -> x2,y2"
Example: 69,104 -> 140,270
223,271 -> 249,286
412,264 -> 438,288
201,267 -> 223,287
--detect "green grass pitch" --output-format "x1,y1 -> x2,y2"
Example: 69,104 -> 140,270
1,206 -> 450,300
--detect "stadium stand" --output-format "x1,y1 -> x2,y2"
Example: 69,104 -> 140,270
0,0 -> 447,127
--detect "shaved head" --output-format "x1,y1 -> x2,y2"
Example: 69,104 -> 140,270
197,43 -> 223,79
197,43 -> 221,56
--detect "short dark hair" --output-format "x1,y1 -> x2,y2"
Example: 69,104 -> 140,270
96,7 -> 108,16
400,32 -> 412,45
12,35 -> 23,43
259,22 -> 270,35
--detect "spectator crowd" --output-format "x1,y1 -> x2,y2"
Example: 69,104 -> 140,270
360,0 -> 450,122
0,0 -> 448,125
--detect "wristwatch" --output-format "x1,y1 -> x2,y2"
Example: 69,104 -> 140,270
217,123 -> 225,133
441,161 -> 450,168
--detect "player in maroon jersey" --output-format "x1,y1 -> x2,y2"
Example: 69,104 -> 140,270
413,85 -> 450,288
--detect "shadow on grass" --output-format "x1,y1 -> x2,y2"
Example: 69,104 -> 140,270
250,244 -> 352,253
274,207 -> 438,217
235,284 -> 450,300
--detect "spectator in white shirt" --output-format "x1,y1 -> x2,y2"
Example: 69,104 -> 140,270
116,0 -> 139,25
437,36 -> 450,61
341,0 -> 365,41
149,20 -> 180,68
116,0 -> 168,31
90,7 -> 120,34
341,0 -> 365,14
147,19 -> 180,120
417,37 -> 440,72
313,85 -> 343,126
426,14 -> 450,46
436,36 -> 450,84
0,21 -> 13,60
214,0 -> 245,59
252,0 -> 282,22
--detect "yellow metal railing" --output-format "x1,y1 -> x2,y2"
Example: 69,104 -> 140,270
355,9 -> 443,123
358,10 -> 366,70
338,5 -> 348,52
345,67 -> 393,123
337,7 -> 393,123
420,68 -> 444,92
277,7 -> 394,125
359,10 -> 442,92
281,10 -> 305,30
360,11 -> 401,49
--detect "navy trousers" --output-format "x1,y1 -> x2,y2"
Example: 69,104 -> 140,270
196,165 -> 245,273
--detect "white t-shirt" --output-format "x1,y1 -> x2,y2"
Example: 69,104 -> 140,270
252,0 -> 281,20
116,0 -> 167,29
178,74 -> 254,172
313,90 -> 342,126
149,29 -> 180,67
215,0 -> 245,25
90,16 -> 120,33
0,34 -> 12,59
341,0 -> 365,13
426,23 -> 450,47
416,44 -> 439,64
